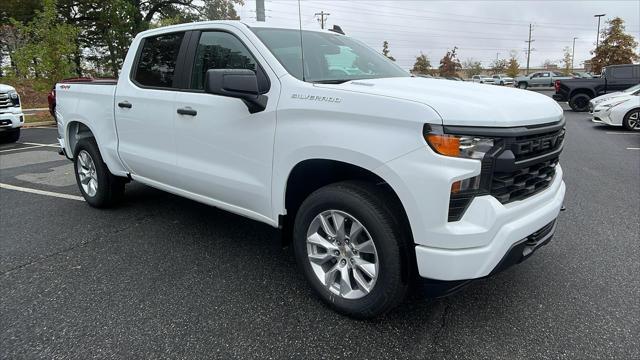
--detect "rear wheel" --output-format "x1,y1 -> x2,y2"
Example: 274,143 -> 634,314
293,181 -> 411,319
569,93 -> 591,112
622,109 -> 640,131
518,82 -> 528,89
73,138 -> 125,207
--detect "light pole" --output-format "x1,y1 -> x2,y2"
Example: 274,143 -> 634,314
572,37 -> 578,72
594,14 -> 606,49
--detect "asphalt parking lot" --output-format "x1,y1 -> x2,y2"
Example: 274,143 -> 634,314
1,110 -> 639,359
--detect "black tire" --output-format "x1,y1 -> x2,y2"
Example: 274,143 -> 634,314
293,181 -> 412,319
569,93 -> 591,112
518,82 -> 528,89
500,81 -> 504,86
622,108 -> 640,131
1,128 -> 20,143
73,137 -> 125,207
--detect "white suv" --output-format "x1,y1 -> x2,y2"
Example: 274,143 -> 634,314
54,22 -> 566,318
0,84 -> 24,142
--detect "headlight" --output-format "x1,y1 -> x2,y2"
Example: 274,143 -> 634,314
602,99 -> 629,110
424,124 -> 494,160
7,90 -> 20,106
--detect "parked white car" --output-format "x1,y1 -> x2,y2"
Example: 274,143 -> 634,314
592,93 -> 640,130
0,84 -> 24,142
55,21 -> 566,318
471,75 -> 495,84
492,74 -> 514,86
589,83 -> 640,112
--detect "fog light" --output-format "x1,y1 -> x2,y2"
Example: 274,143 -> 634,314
451,175 -> 480,194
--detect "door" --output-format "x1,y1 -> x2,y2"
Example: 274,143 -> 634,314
172,29 -> 279,219
115,31 -> 187,185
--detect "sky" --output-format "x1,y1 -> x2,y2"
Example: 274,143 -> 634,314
236,0 -> 640,71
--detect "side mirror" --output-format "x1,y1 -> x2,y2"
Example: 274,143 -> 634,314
204,69 -> 268,113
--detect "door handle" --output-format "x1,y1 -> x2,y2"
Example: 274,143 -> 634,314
177,107 -> 197,116
118,101 -> 132,109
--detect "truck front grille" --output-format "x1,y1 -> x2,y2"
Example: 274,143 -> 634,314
490,157 -> 559,203
0,93 -> 11,109
446,119 -> 564,221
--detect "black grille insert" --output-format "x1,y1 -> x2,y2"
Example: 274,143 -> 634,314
491,157 -> 558,204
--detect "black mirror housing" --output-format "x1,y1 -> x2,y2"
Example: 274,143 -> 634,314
204,69 -> 268,113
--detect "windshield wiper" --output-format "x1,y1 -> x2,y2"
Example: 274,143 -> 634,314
311,79 -> 351,84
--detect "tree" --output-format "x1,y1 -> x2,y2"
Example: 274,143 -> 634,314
561,46 -> 572,75
202,0 -> 243,20
382,41 -> 395,61
438,46 -> 461,77
542,59 -> 557,69
10,0 -> 79,84
506,53 -> 520,78
590,17 -> 639,74
463,58 -> 483,77
411,53 -> 431,75
490,58 -> 507,75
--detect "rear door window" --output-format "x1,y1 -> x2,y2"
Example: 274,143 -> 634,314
134,32 -> 185,88
611,66 -> 633,79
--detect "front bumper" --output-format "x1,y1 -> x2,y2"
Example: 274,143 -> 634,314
592,109 -> 617,126
0,109 -> 24,131
414,170 -> 565,281
376,125 -> 565,282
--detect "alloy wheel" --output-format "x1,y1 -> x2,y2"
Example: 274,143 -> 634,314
77,150 -> 98,197
628,111 -> 640,130
305,210 -> 379,299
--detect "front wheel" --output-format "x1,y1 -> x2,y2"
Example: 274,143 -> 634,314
622,109 -> 640,131
518,82 -> 528,89
1,128 -> 20,143
293,181 -> 412,319
73,138 -> 125,207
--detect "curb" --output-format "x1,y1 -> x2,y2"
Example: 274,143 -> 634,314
23,121 -> 56,128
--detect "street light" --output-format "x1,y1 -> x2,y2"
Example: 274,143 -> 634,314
572,37 -> 578,72
594,14 -> 606,49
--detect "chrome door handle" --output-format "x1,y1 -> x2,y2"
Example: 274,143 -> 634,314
177,107 -> 197,116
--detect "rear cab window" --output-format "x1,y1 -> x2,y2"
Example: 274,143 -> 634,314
133,32 -> 185,88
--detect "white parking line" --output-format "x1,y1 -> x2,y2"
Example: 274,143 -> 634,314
627,147 -> 640,150
0,183 -> 84,201
0,143 -> 59,153
605,132 -> 640,135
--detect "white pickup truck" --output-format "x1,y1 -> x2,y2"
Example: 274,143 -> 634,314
0,84 -> 24,142
55,21 -> 566,318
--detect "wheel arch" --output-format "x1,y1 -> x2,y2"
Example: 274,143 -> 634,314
279,158 -> 413,247
64,119 -> 129,177
66,120 -> 97,158
569,88 -> 595,99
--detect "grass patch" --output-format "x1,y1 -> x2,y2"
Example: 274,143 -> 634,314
24,112 -> 54,124
1,78 -> 51,109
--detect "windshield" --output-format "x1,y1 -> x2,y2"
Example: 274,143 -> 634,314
251,27 -> 409,83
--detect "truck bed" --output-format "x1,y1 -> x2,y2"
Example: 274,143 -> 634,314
55,81 -> 122,174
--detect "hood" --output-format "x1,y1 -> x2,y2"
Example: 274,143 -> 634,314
592,91 -> 622,105
595,94 -> 636,109
317,77 -> 563,127
0,84 -> 17,93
